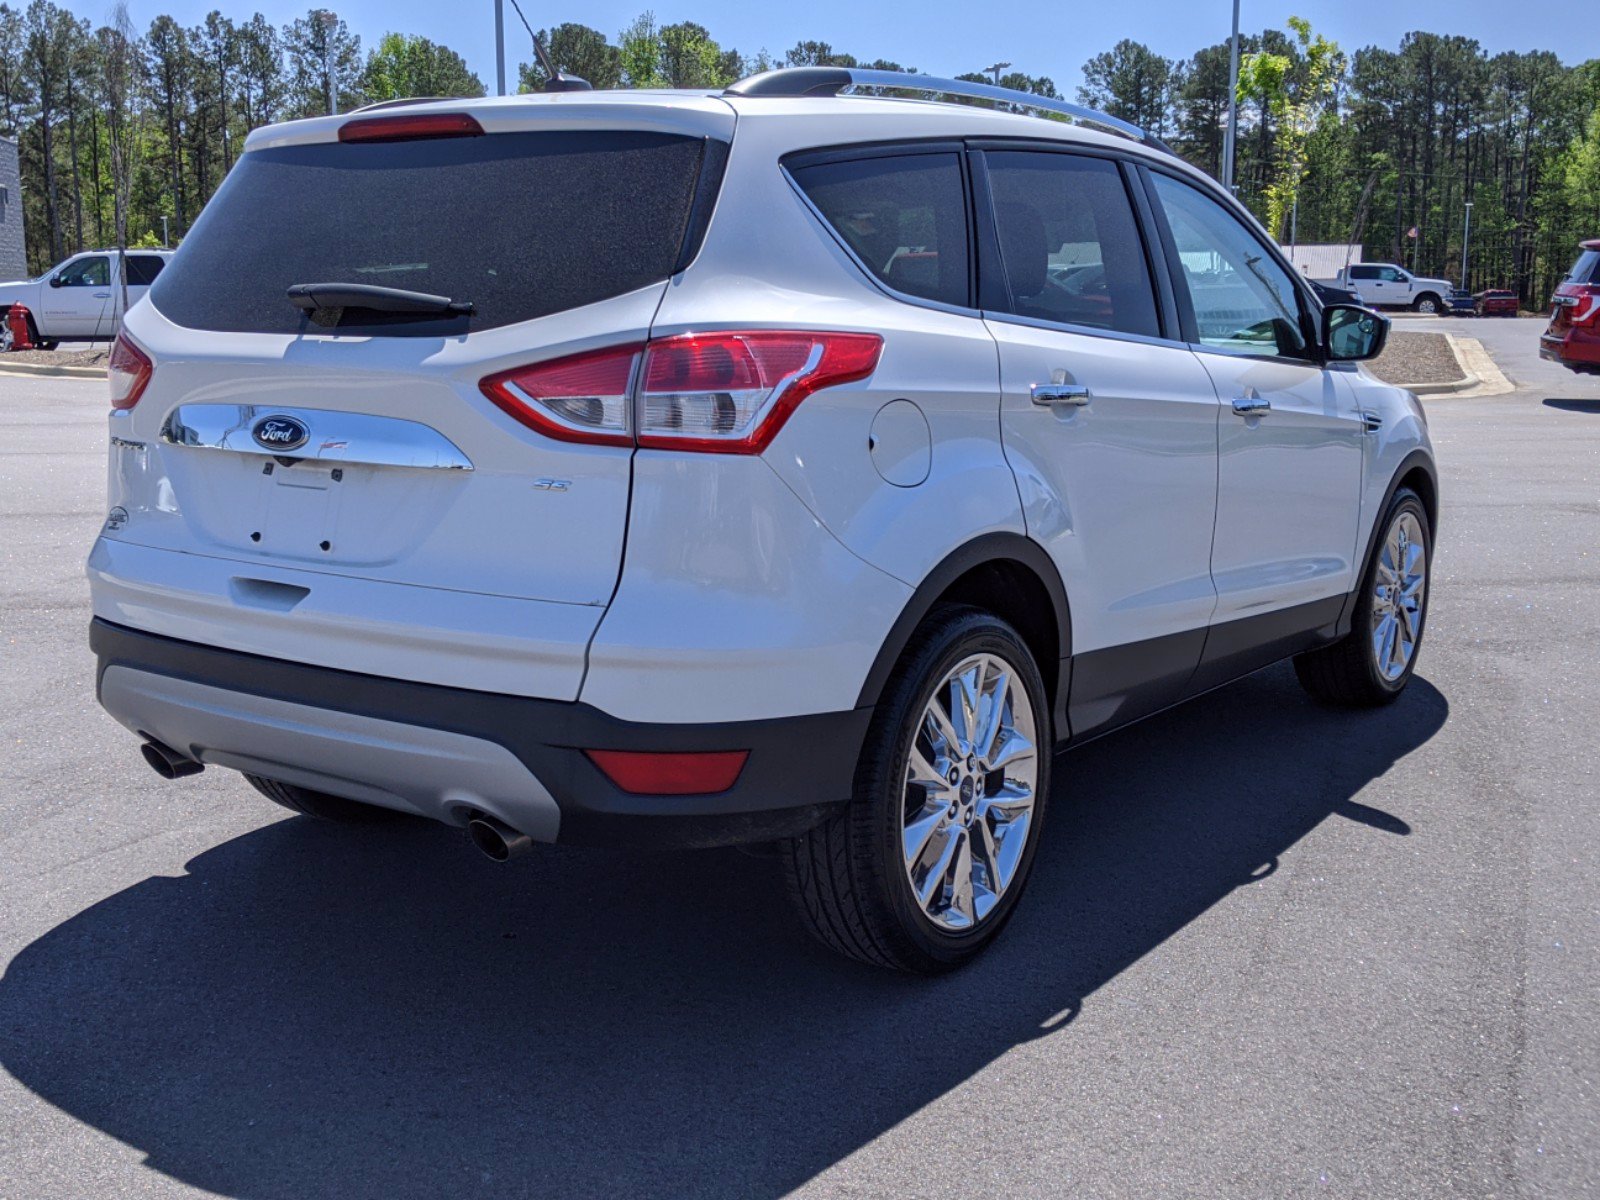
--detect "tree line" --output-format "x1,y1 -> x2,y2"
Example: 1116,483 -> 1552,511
2,4 -> 1597,304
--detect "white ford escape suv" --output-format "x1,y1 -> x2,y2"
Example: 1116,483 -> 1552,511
88,67 -> 1436,973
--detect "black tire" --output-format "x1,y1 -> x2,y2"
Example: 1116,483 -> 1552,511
26,315 -> 57,352
243,773 -> 405,823
1412,293 -> 1441,314
782,605 -> 1053,973
1294,487 -> 1431,707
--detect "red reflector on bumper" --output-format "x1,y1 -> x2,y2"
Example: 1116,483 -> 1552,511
585,749 -> 749,795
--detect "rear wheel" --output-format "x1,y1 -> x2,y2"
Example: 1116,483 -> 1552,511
244,773 -> 406,823
783,606 -> 1052,973
1294,488 -> 1431,707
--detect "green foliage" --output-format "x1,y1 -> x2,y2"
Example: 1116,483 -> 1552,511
363,32 -> 483,102
1237,16 -> 1345,238
0,5 -> 1593,305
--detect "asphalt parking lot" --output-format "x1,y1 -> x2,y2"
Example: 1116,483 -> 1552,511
1,316 -> 1596,1198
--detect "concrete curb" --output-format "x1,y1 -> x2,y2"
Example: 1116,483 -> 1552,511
0,359 -> 106,380
1386,332 -> 1513,398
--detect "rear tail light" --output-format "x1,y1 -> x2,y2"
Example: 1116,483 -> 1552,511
338,112 -> 485,143
1574,288 -> 1600,327
108,333 -> 152,410
479,331 -> 882,453
585,749 -> 749,795
480,344 -> 640,446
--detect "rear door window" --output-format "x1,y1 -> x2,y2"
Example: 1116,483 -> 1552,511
125,255 -> 166,286
983,151 -> 1160,338
151,130 -> 720,336
790,152 -> 970,308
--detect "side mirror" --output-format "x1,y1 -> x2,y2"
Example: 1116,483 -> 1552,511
1323,303 -> 1388,362
48,274 -> 62,288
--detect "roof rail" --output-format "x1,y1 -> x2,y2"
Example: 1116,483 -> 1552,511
724,67 -> 1173,154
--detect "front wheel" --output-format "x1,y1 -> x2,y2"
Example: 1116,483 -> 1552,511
783,606 -> 1052,973
1413,293 -> 1441,314
1294,487 -> 1431,706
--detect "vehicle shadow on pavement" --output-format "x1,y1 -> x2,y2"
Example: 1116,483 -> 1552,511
1542,398 -> 1600,413
0,663 -> 1446,1200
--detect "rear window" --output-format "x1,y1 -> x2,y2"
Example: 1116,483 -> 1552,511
151,129 -> 718,336
789,153 -> 970,308
1567,249 -> 1600,285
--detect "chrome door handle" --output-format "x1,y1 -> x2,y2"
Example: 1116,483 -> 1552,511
1232,393 -> 1270,416
93,292 -> 111,298
1031,383 -> 1091,407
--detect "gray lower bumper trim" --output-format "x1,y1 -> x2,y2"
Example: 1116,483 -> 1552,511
101,665 -> 561,841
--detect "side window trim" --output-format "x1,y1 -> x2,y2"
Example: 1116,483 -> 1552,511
1141,163 -> 1323,365
781,141 -> 977,313
970,146 -> 1181,347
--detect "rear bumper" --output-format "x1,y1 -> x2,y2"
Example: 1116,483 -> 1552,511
92,619 -> 868,848
1541,328 -> 1600,367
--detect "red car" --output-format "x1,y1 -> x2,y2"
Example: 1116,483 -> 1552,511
1475,289 -> 1518,316
1541,240 -> 1600,374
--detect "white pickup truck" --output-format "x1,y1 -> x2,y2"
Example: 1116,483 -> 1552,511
0,249 -> 172,349
1334,262 -> 1455,314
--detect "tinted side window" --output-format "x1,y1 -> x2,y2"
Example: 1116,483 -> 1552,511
58,256 -> 109,287
1348,265 -> 1377,280
791,153 -> 969,308
1379,267 -> 1406,282
1568,249 -> 1600,285
1152,173 -> 1310,360
126,255 -> 166,286
984,152 -> 1160,338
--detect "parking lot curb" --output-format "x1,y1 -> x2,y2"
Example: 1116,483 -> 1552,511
0,359 -> 106,380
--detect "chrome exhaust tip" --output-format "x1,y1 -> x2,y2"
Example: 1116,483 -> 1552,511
140,738 -> 204,780
467,814 -> 532,862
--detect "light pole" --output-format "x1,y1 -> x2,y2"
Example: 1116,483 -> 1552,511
160,215 -> 169,247
320,10 -> 338,115
494,0 -> 506,95
1222,0 -> 1241,190
1460,200 -> 1473,290
985,61 -> 1011,86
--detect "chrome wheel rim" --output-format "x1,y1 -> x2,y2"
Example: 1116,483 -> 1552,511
901,653 -> 1038,933
1371,510 -> 1427,682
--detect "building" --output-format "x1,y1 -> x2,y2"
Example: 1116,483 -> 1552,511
1282,242 -> 1363,284
0,138 -> 23,282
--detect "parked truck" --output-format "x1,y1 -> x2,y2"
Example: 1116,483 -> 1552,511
0,249 -> 172,350
1333,263 -> 1455,314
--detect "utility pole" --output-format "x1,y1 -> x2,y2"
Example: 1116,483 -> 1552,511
494,0 -> 506,95
985,61 -> 1011,86
320,10 -> 338,115
1223,0 -> 1240,190
160,215 -> 169,247
1460,200 -> 1473,289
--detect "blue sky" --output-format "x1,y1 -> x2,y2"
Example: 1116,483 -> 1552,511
112,1 -> 1600,95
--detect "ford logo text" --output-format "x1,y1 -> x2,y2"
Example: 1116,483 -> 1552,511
252,415 -> 310,453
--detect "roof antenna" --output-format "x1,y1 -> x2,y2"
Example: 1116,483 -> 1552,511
506,0 -> 592,92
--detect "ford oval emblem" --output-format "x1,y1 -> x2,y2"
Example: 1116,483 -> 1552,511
252,415 -> 309,452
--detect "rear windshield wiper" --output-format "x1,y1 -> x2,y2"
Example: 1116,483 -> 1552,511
286,282 -> 474,316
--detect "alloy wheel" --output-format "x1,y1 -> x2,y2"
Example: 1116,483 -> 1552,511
1370,510 -> 1427,682
900,653 -> 1038,932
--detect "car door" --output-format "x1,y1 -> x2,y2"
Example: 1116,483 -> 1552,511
39,254 -> 112,337
1142,168 -> 1364,691
976,147 -> 1222,739
1347,264 -> 1379,305
100,254 -> 167,336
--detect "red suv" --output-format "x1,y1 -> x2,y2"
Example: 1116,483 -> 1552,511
1541,240 -> 1600,374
